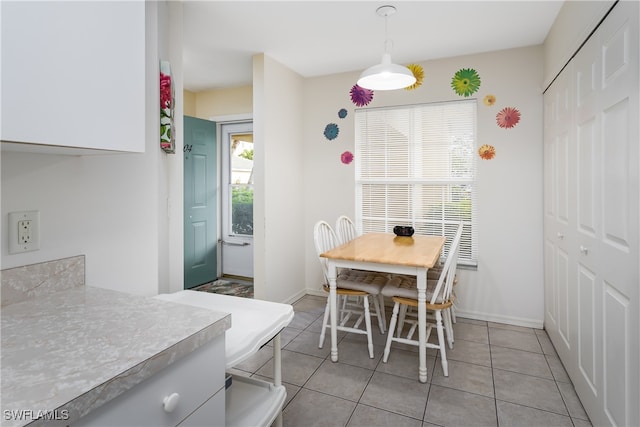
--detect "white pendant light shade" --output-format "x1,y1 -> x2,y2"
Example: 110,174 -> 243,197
357,53 -> 416,91
357,5 -> 416,91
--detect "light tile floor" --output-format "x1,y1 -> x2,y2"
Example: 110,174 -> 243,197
228,295 -> 592,427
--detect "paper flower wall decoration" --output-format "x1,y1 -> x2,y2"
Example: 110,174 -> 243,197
496,107 -> 521,129
324,123 -> 339,140
405,64 -> 424,90
160,61 -> 175,153
451,68 -> 481,97
338,108 -> 348,119
478,144 -> 496,160
341,151 -> 354,165
350,84 -> 374,107
483,94 -> 496,106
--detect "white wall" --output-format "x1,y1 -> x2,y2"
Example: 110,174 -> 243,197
166,1 -> 186,294
543,0 -> 615,88
253,54 -> 307,303
303,46 -> 545,327
1,1 -> 182,297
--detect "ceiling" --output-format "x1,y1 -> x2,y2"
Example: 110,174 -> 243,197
182,1 -> 564,92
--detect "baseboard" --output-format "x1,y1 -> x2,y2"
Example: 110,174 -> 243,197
455,308 -> 544,329
301,288 -> 543,329
305,288 -> 326,298
282,288 -> 311,305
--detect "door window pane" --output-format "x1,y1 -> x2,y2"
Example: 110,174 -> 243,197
230,134 -> 253,236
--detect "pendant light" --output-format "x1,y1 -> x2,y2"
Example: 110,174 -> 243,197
357,5 -> 416,91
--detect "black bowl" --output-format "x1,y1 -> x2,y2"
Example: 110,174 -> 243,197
393,226 -> 415,237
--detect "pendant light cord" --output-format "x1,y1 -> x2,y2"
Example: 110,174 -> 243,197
383,10 -> 393,54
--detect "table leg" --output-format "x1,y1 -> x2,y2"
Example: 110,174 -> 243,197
328,260 -> 338,362
417,269 -> 428,383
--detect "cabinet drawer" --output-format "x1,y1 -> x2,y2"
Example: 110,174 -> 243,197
74,336 -> 224,427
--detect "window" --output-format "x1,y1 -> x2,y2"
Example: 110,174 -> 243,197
221,122 -> 254,238
355,100 -> 478,266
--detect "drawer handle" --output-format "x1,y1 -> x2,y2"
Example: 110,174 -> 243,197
163,393 -> 180,413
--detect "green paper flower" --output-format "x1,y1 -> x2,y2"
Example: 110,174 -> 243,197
451,68 -> 481,97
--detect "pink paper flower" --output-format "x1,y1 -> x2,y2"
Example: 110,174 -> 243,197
160,72 -> 172,109
496,107 -> 521,129
341,151 -> 354,165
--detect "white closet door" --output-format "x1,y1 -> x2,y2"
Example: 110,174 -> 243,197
544,66 -> 573,361
544,2 -> 639,426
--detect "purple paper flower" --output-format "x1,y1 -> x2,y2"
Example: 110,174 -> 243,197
350,85 -> 374,107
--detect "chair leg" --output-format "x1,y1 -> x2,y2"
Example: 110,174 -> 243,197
397,304 -> 408,337
319,295 -> 331,348
450,301 -> 457,324
339,295 -> 347,322
435,310 -> 448,376
362,295 -> 374,358
372,294 -> 385,334
383,302 -> 400,363
444,308 -> 454,349
378,293 -> 387,333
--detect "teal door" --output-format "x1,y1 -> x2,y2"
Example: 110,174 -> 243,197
184,116 -> 217,289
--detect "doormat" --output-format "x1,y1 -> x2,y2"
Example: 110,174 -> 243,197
193,279 -> 254,299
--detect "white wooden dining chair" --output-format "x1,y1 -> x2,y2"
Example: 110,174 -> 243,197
394,266 -> 459,338
335,215 -> 358,245
333,215 -> 388,330
380,223 -> 463,377
313,220 -> 388,358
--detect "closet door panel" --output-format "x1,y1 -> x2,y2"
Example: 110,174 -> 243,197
576,119 -> 597,237
544,240 -> 557,326
603,283 -> 630,427
544,69 -> 571,347
577,265 -> 597,392
598,9 -> 639,425
556,247 -> 571,348
572,30 -> 604,414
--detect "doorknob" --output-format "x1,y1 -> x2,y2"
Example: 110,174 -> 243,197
557,232 -> 564,239
579,245 -> 589,255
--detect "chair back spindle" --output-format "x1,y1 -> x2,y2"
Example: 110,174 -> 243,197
335,215 -> 358,245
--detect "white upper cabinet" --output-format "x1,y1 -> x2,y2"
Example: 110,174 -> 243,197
1,1 -> 145,153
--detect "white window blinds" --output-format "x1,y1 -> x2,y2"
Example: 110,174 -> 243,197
355,100 -> 478,265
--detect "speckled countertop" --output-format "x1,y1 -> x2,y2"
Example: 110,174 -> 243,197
1,286 -> 231,427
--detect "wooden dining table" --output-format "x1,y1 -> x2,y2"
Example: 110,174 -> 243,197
320,232 -> 446,383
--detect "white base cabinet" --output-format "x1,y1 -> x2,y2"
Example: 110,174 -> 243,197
75,292 -> 294,427
74,336 -> 225,427
155,291 -> 295,427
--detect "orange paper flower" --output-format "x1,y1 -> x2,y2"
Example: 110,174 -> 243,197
478,144 -> 496,160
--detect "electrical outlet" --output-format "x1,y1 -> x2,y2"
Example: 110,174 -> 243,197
9,211 -> 40,254
18,220 -> 33,244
